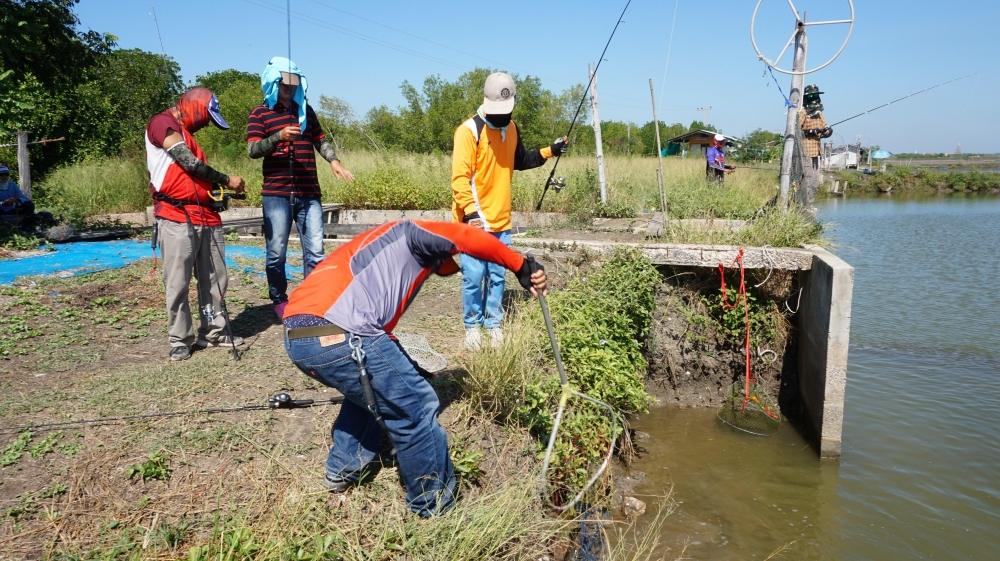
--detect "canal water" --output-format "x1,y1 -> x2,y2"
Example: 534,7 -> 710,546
629,197 -> 1000,560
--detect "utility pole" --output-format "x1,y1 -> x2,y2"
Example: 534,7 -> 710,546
589,64 -> 608,204
777,24 -> 807,208
16,131 -> 31,199
648,79 -> 667,226
626,123 -> 631,157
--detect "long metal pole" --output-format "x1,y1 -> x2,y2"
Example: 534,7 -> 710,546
589,64 -> 608,204
777,25 -> 806,208
648,79 -> 667,226
16,131 -> 31,200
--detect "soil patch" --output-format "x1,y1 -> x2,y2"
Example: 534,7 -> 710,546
645,267 -> 797,408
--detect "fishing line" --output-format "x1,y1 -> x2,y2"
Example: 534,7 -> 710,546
828,73 -> 976,128
657,0 -> 680,102
535,0 -> 632,211
0,393 -> 346,435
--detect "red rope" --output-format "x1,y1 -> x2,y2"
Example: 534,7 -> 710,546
718,248 -> 752,409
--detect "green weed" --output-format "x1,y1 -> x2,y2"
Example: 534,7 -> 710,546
450,441 -> 484,487
29,430 -> 62,459
126,450 -> 171,482
1,430 -> 32,467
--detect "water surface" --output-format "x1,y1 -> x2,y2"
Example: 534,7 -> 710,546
630,197 -> 1000,560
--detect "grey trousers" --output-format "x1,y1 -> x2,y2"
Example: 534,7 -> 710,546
158,218 -> 229,348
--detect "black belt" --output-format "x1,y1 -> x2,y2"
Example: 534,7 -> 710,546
286,323 -> 346,340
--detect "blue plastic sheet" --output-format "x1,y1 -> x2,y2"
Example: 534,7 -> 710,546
1,240 -> 268,285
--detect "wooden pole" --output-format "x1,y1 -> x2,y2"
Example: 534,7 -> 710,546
648,79 -> 667,226
16,131 -> 31,200
589,64 -> 608,204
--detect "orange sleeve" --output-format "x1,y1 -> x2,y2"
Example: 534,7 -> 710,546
413,221 -> 525,272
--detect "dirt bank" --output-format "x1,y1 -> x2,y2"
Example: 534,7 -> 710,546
644,267 -> 798,408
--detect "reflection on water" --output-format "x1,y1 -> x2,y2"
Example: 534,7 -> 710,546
631,408 -> 840,560
630,197 -> 1000,560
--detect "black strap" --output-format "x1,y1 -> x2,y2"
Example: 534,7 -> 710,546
152,191 -> 204,208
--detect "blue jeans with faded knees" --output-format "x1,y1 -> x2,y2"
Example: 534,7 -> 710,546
461,229 -> 512,329
284,330 -> 456,518
263,195 -> 324,303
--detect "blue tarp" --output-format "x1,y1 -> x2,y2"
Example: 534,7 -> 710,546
0,240 -> 269,285
872,149 -> 893,160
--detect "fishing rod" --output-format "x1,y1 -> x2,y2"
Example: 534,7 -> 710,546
0,392 -> 345,435
534,0 -> 632,211
828,73 -> 976,128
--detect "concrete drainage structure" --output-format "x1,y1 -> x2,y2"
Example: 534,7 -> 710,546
513,238 -> 853,459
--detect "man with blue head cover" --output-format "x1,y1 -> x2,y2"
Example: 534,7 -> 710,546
247,57 -> 354,320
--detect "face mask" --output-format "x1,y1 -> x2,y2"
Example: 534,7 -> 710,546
485,113 -> 511,128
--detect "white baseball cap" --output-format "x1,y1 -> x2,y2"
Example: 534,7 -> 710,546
483,72 -> 517,114
714,133 -> 725,142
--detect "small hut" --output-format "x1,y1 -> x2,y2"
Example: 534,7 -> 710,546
663,130 -> 740,158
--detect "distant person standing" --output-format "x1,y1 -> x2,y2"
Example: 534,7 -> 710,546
451,71 -> 568,350
247,57 -> 354,320
800,84 -> 832,170
706,134 -> 732,183
144,87 -> 246,361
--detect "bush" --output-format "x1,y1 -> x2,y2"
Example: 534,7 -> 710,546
464,248 -> 660,505
36,156 -> 150,219
332,165 -> 451,210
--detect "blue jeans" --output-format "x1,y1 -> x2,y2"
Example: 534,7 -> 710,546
460,229 -> 512,329
263,195 -> 324,303
284,331 -> 456,518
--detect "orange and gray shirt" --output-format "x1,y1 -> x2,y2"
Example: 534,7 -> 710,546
283,220 -> 526,336
451,115 -> 554,232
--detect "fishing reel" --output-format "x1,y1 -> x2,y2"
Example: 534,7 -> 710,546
803,127 -> 833,139
207,185 -> 247,212
546,175 -> 567,193
267,392 -> 315,409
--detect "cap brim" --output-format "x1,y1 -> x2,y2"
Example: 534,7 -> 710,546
209,106 -> 230,130
482,96 -> 515,115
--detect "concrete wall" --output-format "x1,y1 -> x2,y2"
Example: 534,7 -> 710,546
796,246 -> 854,458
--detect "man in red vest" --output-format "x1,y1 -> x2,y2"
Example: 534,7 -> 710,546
144,87 -> 246,361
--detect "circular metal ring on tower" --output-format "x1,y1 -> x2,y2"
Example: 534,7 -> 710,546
750,0 -> 855,75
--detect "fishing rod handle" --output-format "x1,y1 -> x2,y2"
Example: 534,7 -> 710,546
538,294 -> 569,386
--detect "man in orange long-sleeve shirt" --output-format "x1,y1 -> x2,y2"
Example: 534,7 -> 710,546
451,71 -> 567,350
282,220 -> 546,517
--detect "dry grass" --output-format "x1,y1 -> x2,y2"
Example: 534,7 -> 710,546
0,254 -> 675,560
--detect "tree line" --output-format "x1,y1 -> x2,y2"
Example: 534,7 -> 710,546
1,0 -> 781,181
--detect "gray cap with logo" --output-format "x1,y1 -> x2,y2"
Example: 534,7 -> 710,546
483,72 -> 517,114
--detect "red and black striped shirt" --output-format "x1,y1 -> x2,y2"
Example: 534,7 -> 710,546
247,102 -> 326,197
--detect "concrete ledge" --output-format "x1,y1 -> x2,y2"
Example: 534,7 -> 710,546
332,209 -> 566,228
797,244 -> 854,458
512,238 -> 816,270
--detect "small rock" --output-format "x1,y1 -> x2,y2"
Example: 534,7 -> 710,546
633,430 -> 651,443
623,496 -> 646,517
627,470 -> 646,482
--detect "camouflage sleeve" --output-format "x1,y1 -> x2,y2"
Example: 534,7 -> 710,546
167,142 -> 229,185
314,138 -> 338,162
248,132 -> 283,159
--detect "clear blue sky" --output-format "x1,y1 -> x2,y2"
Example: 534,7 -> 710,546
76,0 -> 999,153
